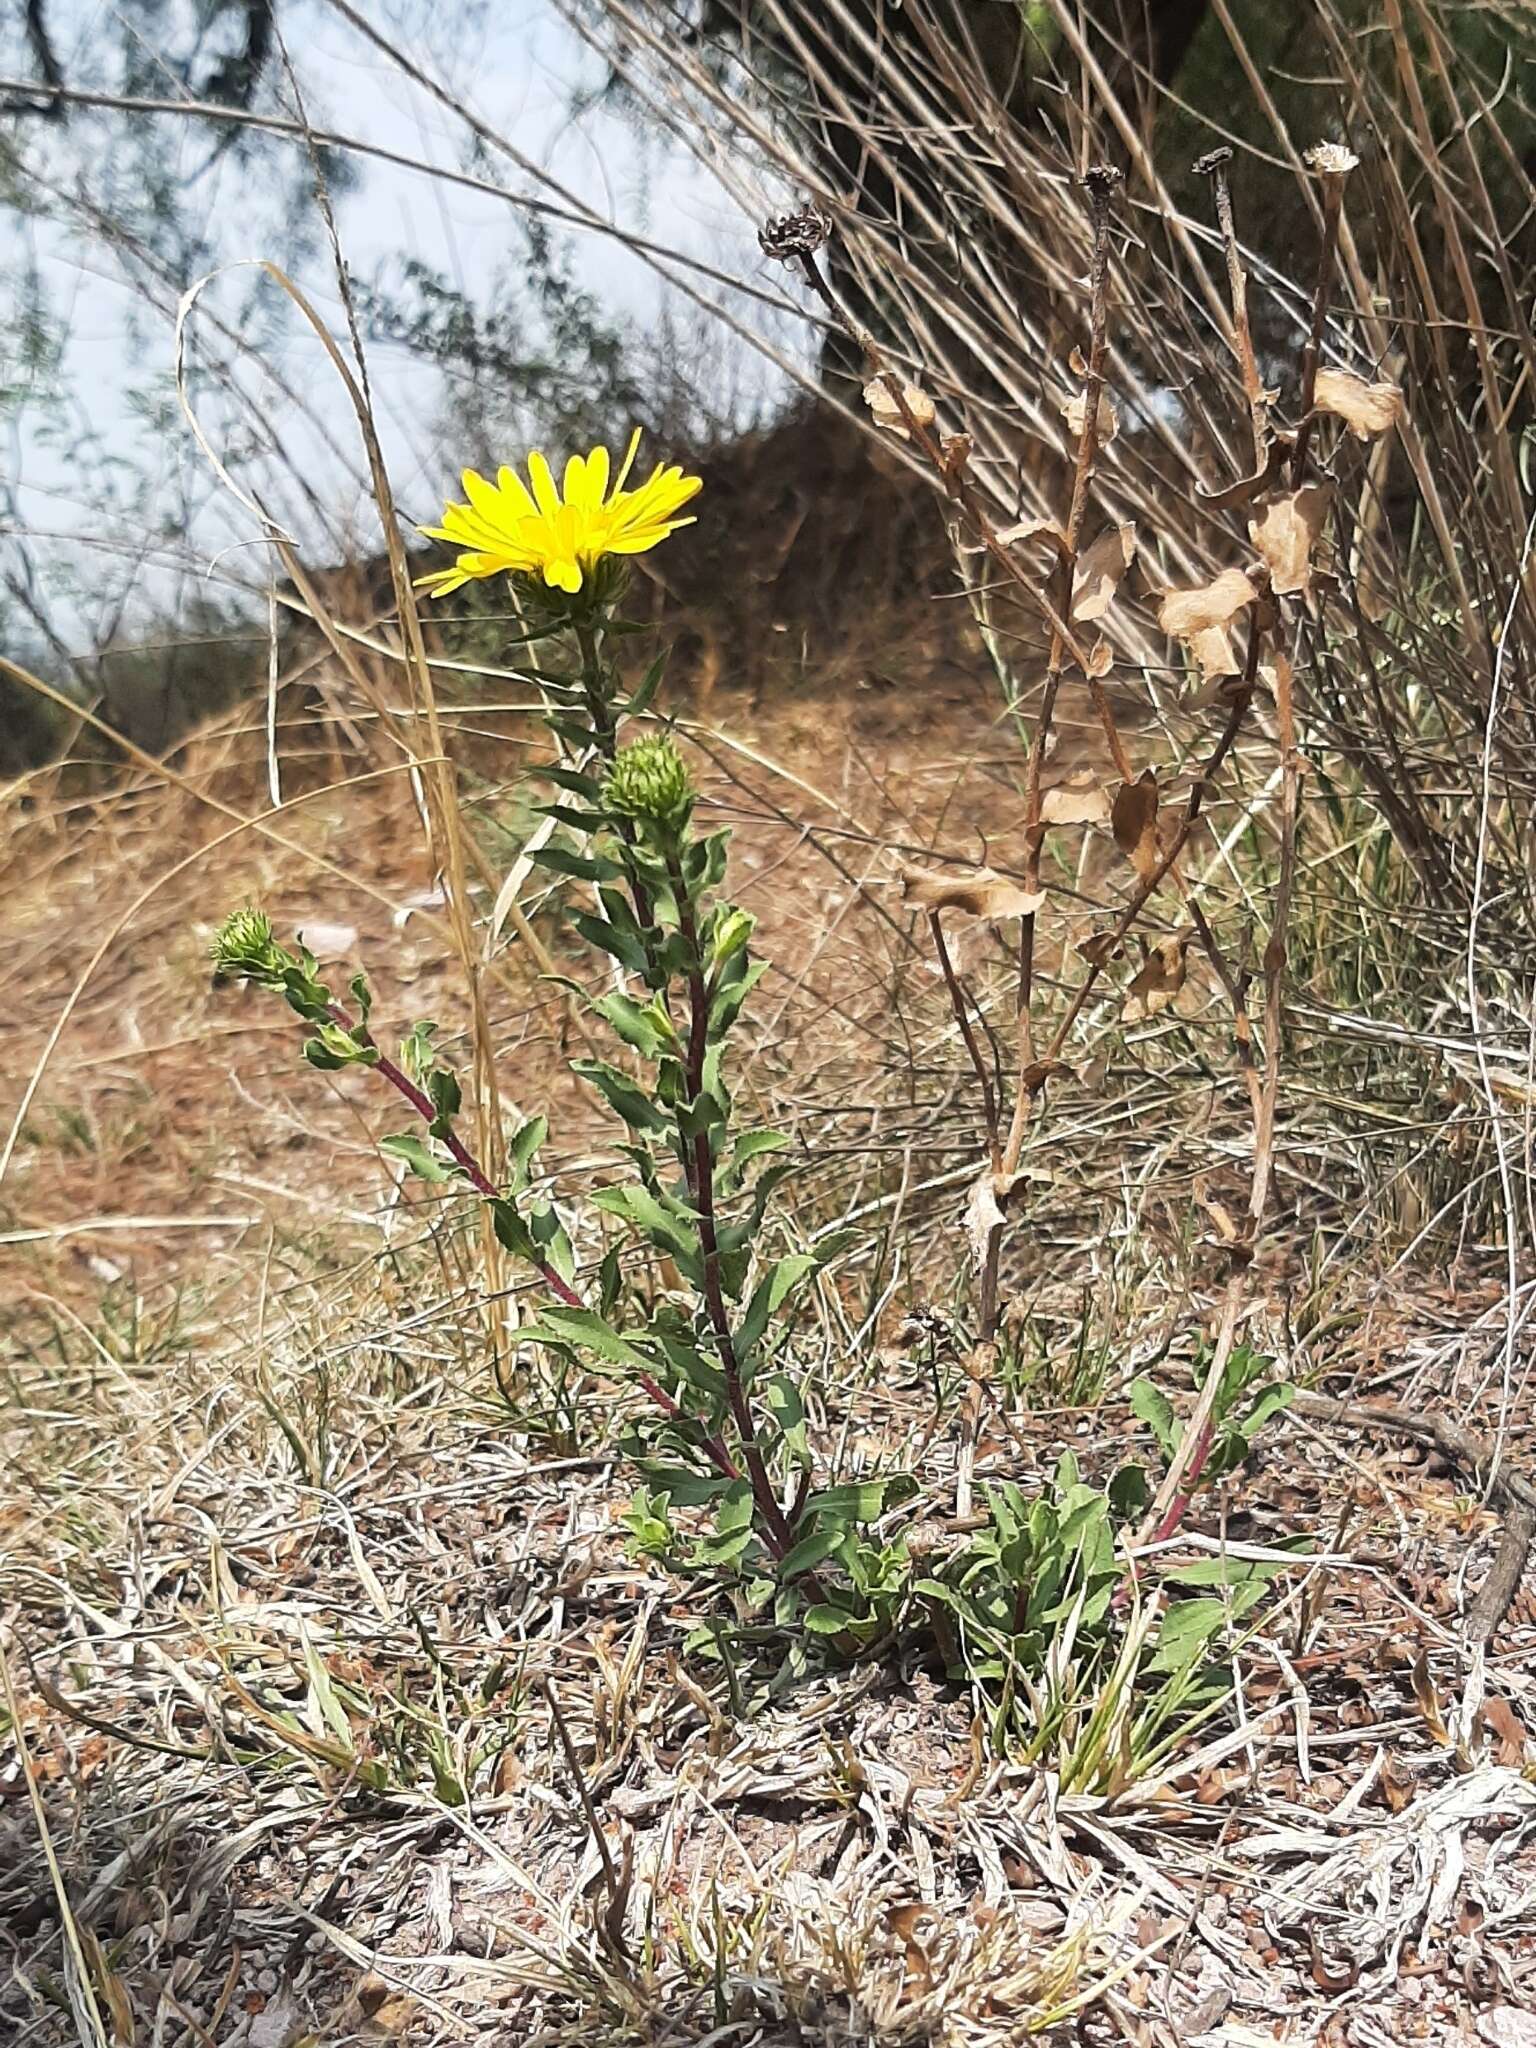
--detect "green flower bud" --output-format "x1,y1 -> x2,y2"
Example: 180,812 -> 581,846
509,554 -> 630,629
212,907 -> 289,982
604,735 -> 695,833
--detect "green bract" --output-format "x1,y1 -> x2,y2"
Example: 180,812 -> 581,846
211,907 -> 287,982
603,733 -> 695,833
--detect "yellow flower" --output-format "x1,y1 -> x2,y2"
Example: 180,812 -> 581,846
417,430 -> 701,598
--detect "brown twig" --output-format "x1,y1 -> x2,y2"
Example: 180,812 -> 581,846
542,1679 -> 632,1956
1196,147 -> 1270,469
1292,1390 -> 1536,1642
1134,149 -> 1353,1548
928,909 -> 1001,1170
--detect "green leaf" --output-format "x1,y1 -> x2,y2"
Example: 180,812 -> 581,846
1165,1545 -> 1307,1589
691,1481 -> 758,1566
648,1324 -> 725,1403
427,1064 -> 461,1136
804,1475 -> 916,1525
540,762 -> 603,799
348,973 -> 373,1029
623,1487 -> 673,1557
1238,1384 -> 1294,1442
507,1115 -> 548,1191
720,1127 -> 790,1193
597,1241 -> 624,1316
573,1060 -> 669,1133
625,652 -> 667,717
521,1306 -> 653,1377
676,1088 -> 728,1140
572,911 -> 649,976
778,1523 -> 847,1579
531,844 -> 611,883
591,991 -> 674,1058
590,1182 -> 700,1264
737,1252 -> 820,1358
709,907 -> 755,969
302,1024 -> 379,1071
379,1132 -> 455,1184
1129,1376 -> 1180,1460
803,1604 -> 854,1637
528,1203 -> 576,1283
710,958 -> 768,1036
714,1481 -> 755,1534
1146,1596 -> 1233,1677
399,1020 -> 439,1085
630,1459 -> 734,1508
536,800 -> 607,834
1108,1463 -> 1150,1519
490,1198 -> 534,1261
762,1373 -> 810,1468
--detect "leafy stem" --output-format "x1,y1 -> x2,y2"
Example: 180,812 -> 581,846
318,997 -> 585,1311
665,843 -> 797,1561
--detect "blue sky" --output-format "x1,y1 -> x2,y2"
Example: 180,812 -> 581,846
0,0 -> 803,656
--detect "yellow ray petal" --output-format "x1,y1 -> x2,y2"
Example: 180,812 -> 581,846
526,452 -> 560,518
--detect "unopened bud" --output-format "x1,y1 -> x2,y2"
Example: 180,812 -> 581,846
605,735 -> 695,833
212,907 -> 287,981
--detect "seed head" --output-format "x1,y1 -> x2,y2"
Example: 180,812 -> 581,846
1193,146 -> 1233,179
759,206 -> 833,264
605,735 -> 695,834
1304,141 -> 1360,184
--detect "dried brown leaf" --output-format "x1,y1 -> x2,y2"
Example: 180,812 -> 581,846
1410,1647 -> 1450,1745
1259,647 -> 1295,700
1083,636 -> 1114,679
1122,935 -> 1187,1021
965,1169 -> 1007,1274
1194,1178 -> 1240,1244
1062,388 -> 1119,444
1019,1057 -> 1072,1093
863,376 -> 936,439
1111,768 -> 1160,883
1313,368 -> 1405,441
1482,1695 -> 1528,1768
1157,566 -> 1256,640
1378,1750 -> 1415,1813
1307,1924 -> 1360,1993
1072,522 -> 1137,622
995,515 -> 1067,556
1041,775 -> 1111,826
1188,625 -> 1243,681
886,1903 -> 936,1992
939,432 -> 972,476
899,862 -> 1044,921
1195,438 -> 1290,510
1248,483 -> 1333,597
1076,927 -> 1123,967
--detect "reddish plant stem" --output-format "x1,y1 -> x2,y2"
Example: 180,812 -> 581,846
323,997 -> 742,1477
665,852 -> 801,1565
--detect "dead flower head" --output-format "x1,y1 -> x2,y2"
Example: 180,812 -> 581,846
1304,141 -> 1360,184
759,205 -> 833,262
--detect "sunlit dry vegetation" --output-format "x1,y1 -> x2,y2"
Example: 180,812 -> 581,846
4,3 -> 1536,2043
